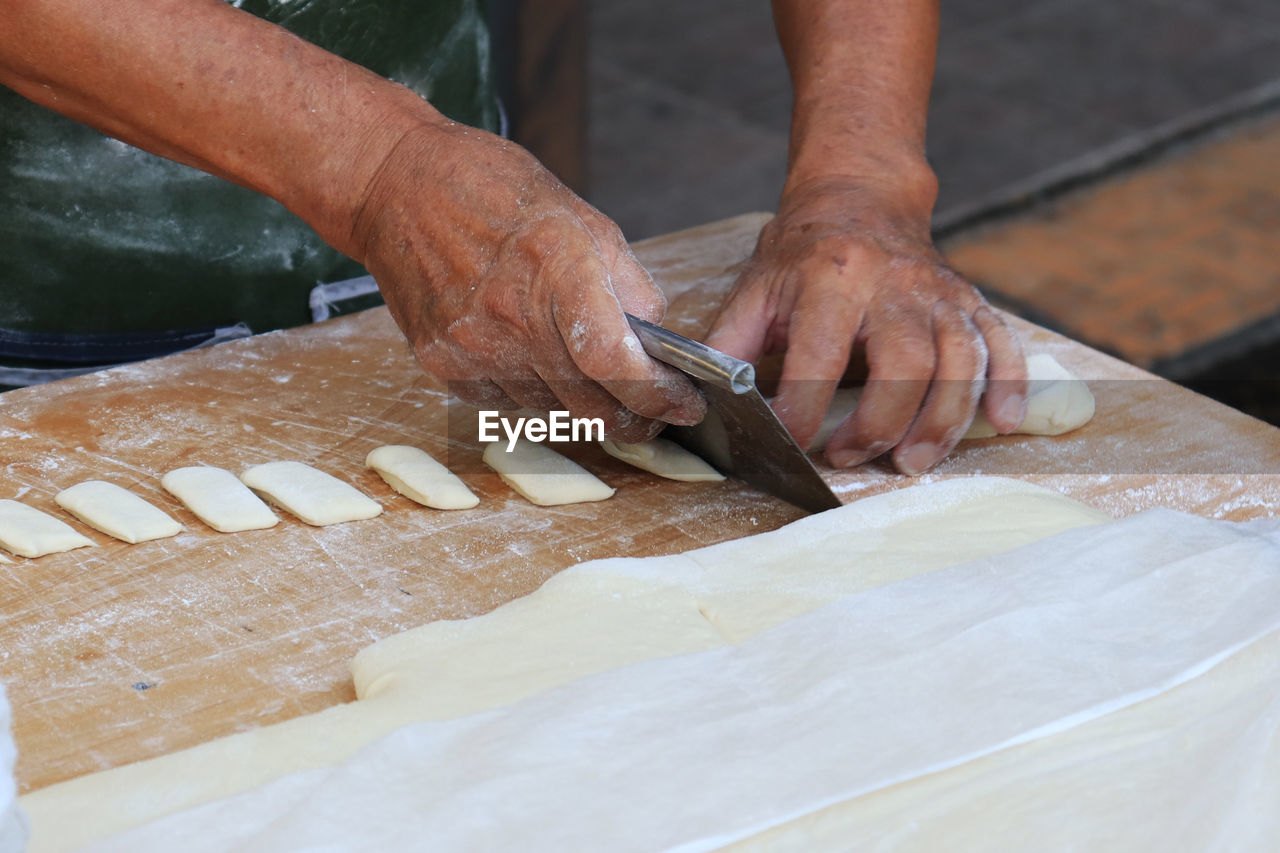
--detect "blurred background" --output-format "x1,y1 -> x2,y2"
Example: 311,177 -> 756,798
491,0 -> 1280,425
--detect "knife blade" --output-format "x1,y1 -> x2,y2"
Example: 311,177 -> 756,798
625,315 -> 841,514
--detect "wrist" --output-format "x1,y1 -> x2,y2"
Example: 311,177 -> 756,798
785,140 -> 938,221
286,83 -> 451,260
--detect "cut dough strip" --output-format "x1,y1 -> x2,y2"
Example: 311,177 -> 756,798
0,499 -> 94,558
54,481 -> 183,544
240,461 -> 382,526
600,438 -> 724,483
483,440 -> 615,506
162,466 -> 279,533
366,446 -> 479,510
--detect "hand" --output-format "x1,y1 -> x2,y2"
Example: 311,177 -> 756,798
705,176 -> 1027,474
349,119 -> 705,442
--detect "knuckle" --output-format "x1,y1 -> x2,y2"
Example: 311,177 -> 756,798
477,285 -> 527,334
935,307 -> 987,373
412,342 -> 451,376
811,234 -> 881,272
887,336 -> 937,378
572,340 -> 627,383
605,411 -> 664,443
614,384 -> 672,419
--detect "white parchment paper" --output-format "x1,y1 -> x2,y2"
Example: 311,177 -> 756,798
0,683 -> 28,853
87,508 -> 1280,852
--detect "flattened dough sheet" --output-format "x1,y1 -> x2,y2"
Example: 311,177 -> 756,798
24,478 -> 1280,852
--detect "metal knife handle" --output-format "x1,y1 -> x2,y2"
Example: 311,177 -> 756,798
625,314 -> 755,394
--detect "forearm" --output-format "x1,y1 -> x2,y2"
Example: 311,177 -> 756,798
771,0 -> 940,214
0,0 -> 444,256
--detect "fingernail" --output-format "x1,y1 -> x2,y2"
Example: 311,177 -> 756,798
828,441 -> 890,469
897,443 -> 941,476
997,395 -> 1026,432
662,400 -> 705,426
828,449 -> 868,469
639,418 -> 666,441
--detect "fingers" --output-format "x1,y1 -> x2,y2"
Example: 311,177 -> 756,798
538,370 -> 663,444
413,344 -> 522,410
492,376 -> 563,413
447,377 -> 521,411
591,225 -> 669,324
824,302 -> 1017,474
824,315 -> 935,469
890,303 -> 987,475
769,278 -> 865,450
549,258 -> 705,427
974,305 -> 1027,433
703,268 -> 775,365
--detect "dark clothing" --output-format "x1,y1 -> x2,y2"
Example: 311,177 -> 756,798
0,0 -> 498,384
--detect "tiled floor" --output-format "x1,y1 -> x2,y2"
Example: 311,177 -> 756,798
587,0 -> 1280,240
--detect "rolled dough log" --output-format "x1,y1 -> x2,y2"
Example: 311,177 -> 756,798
161,467 -> 278,533
810,353 -> 1095,451
22,478 -> 1109,851
239,461 -> 381,526
482,439 -> 615,506
365,446 -> 479,510
964,352 -> 1095,439
600,438 -> 725,482
0,499 -> 94,558
53,481 -> 182,544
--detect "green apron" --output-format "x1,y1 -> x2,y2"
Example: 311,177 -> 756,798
0,0 -> 498,384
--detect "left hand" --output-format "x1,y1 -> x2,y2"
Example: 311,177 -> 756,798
705,176 -> 1028,475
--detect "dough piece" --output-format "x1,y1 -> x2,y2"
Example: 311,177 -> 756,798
53,481 -> 182,544
0,499 -> 94,558
239,461 -> 381,526
600,438 -> 725,482
365,446 -> 479,510
161,467 -> 278,533
482,440 -> 615,506
811,353 -> 1095,450
964,352 -> 1095,439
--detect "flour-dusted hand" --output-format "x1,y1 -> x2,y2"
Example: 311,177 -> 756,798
706,0 -> 1030,475
348,121 -> 704,443
706,178 -> 1027,474
0,2 -> 702,444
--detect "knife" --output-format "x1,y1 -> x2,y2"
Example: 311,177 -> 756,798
625,315 -> 841,514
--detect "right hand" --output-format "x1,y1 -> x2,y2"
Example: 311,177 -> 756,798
348,119 -> 705,442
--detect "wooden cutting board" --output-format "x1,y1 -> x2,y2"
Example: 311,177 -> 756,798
2,213 -> 1278,794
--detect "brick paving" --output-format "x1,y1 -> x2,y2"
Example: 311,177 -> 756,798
942,114 -> 1280,376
